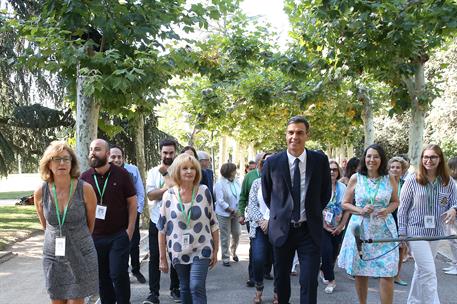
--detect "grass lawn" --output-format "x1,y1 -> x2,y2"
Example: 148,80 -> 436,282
0,191 -> 34,200
0,205 -> 41,251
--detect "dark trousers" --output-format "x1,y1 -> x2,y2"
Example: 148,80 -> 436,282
320,230 -> 343,281
93,230 -> 131,304
252,227 -> 276,291
148,221 -> 179,296
273,224 -> 320,304
130,212 -> 141,273
246,222 -> 254,281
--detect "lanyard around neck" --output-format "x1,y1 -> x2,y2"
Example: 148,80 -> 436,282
229,181 -> 239,198
177,187 -> 196,227
52,179 -> 74,236
93,171 -> 111,205
426,177 -> 440,213
363,175 -> 381,205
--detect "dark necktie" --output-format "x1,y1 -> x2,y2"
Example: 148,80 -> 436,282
292,158 -> 301,222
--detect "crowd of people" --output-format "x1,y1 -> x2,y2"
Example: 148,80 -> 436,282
33,115 -> 457,304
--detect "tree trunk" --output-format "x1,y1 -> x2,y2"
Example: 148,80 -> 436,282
218,135 -> 228,176
76,66 -> 99,171
134,113 -> 149,228
247,143 -> 256,162
359,90 -> 375,148
407,63 -> 426,168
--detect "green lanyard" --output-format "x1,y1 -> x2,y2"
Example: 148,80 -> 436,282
229,181 -> 239,198
177,187 -> 196,228
93,172 -> 111,205
52,180 -> 74,237
426,178 -> 439,214
397,179 -> 403,197
363,175 -> 381,206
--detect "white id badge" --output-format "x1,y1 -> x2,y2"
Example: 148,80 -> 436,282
324,210 -> 333,223
424,215 -> 436,228
55,237 -> 66,256
182,233 -> 191,250
96,205 -> 107,220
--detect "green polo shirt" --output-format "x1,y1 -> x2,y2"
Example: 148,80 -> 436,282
238,169 -> 261,215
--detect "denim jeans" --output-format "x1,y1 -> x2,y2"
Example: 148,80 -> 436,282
252,227 -> 274,291
174,258 -> 210,304
93,230 -> 131,304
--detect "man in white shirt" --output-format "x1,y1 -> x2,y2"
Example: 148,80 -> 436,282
143,139 -> 181,304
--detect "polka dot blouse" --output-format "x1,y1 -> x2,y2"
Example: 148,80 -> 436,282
157,185 -> 219,266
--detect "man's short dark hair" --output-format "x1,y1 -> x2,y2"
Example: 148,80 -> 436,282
110,145 -> 124,156
159,138 -> 177,151
248,160 -> 256,165
287,116 -> 309,130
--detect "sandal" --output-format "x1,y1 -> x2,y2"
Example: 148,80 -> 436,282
253,291 -> 262,304
273,293 -> 279,304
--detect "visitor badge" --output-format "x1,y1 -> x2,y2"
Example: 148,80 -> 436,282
324,210 -> 333,223
96,205 -> 107,220
182,232 -> 191,250
424,215 -> 435,228
55,236 -> 66,256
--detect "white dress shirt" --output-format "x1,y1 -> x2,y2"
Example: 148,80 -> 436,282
145,166 -> 164,224
287,149 -> 307,222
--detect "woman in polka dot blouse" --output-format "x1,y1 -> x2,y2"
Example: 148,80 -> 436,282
157,153 -> 220,304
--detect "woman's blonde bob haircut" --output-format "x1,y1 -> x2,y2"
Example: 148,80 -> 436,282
168,154 -> 202,187
388,156 -> 408,173
39,141 -> 80,182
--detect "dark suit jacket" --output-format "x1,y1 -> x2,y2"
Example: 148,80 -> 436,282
262,149 -> 331,247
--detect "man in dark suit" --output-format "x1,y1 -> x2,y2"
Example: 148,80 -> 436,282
262,116 -> 331,304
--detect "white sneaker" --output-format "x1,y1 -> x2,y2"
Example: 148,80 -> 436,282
324,283 -> 336,294
444,267 -> 457,275
443,265 -> 455,272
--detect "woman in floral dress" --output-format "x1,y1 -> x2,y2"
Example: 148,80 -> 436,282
338,144 -> 399,304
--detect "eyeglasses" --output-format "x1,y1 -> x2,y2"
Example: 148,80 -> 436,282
51,157 -> 72,164
422,156 -> 439,161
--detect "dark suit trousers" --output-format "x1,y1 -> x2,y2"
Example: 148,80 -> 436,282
130,212 -> 141,273
148,221 -> 179,296
273,224 -> 320,304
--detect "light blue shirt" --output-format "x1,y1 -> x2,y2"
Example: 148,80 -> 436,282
123,163 -> 145,213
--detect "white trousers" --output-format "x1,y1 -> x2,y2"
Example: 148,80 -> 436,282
407,241 -> 440,304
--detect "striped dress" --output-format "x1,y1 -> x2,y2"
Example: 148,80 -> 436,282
398,173 -> 457,237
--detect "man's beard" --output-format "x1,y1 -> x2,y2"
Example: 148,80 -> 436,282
90,155 -> 108,168
163,157 -> 173,166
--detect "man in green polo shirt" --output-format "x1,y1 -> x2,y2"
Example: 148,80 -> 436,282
238,152 -> 273,287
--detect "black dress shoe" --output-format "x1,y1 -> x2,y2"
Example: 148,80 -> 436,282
133,271 -> 147,284
233,255 -> 239,262
264,273 -> 273,280
223,261 -> 231,267
246,280 -> 255,287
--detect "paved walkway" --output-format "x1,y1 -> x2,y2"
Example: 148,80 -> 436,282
1,228 -> 456,304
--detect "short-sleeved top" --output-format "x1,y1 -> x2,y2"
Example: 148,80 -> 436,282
81,164 -> 136,237
157,185 -> 219,266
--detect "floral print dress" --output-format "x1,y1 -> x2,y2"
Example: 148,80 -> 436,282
338,173 -> 399,277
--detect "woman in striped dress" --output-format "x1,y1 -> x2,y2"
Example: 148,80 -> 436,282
398,144 -> 457,304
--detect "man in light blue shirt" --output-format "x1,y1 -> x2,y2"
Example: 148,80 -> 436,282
110,146 -> 146,284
